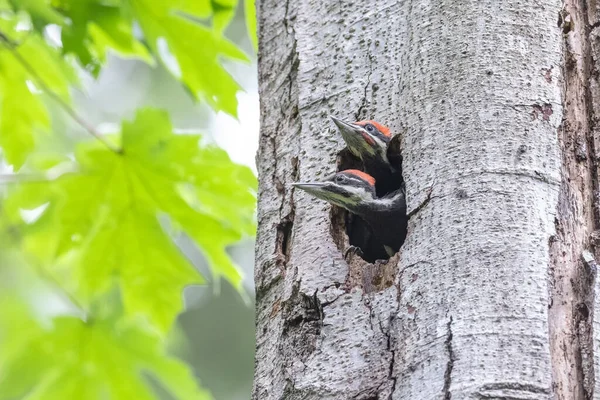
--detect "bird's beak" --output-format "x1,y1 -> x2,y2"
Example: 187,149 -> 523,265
292,181 -> 326,192
293,179 -> 358,210
330,116 -> 357,133
292,181 -> 332,201
330,116 -> 376,156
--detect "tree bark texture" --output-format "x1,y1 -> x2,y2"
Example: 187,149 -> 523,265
253,0 -> 600,399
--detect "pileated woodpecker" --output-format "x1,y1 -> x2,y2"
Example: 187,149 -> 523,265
293,169 -> 406,258
330,116 -> 402,197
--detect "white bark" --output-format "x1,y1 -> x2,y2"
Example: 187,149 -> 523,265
396,1 -> 562,398
253,0 -> 600,399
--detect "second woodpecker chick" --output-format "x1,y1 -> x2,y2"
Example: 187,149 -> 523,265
293,169 -> 407,258
330,116 -> 402,196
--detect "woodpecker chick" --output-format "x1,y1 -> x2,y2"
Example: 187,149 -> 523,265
331,116 -> 391,164
293,169 -> 406,257
330,116 -> 402,196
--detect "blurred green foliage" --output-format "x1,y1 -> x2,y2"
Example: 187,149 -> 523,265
0,0 -> 258,398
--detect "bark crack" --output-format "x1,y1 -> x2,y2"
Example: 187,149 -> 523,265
458,168 -> 560,185
577,250 -> 598,400
283,0 -> 291,28
475,382 -> 550,399
355,51 -> 374,120
442,315 -> 454,400
280,285 -> 325,364
300,88 -> 349,111
269,7 -> 301,277
407,184 -> 434,219
364,295 -> 399,400
579,1 -> 600,226
385,317 -> 398,400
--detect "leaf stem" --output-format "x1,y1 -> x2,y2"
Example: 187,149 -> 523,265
30,260 -> 89,317
0,31 -> 123,154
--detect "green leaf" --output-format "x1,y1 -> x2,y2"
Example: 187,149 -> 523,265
245,0 -> 258,51
18,35 -> 78,99
132,0 -> 248,116
0,288 -> 44,369
0,32 -> 77,168
26,152 -> 73,170
0,52 -> 46,168
0,316 -> 212,400
8,0 -> 65,28
86,5 -> 153,64
4,0 -> 248,113
56,0 -> 151,75
210,0 -> 236,34
171,0 -> 212,18
1,108 -> 257,331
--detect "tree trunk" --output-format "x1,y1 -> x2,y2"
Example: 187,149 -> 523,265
253,0 -> 600,399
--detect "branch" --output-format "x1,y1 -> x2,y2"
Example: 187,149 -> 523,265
0,31 -> 122,154
0,169 -> 77,185
0,173 -> 49,184
3,226 -> 87,315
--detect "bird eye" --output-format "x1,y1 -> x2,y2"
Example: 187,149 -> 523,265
365,124 -> 375,133
335,175 -> 345,183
